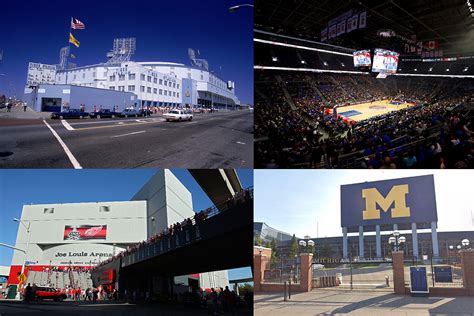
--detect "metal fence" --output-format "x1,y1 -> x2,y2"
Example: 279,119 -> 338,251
263,257 -> 301,284
404,256 -> 463,288
312,258 -> 393,291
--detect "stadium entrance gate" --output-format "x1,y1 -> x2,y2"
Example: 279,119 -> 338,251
312,257 -> 394,291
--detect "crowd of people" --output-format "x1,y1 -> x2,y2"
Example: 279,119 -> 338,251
93,188 -> 253,270
256,71 -> 474,168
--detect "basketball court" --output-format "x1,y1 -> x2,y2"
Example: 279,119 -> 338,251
335,99 -> 415,122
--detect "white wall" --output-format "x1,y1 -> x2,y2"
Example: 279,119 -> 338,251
11,201 -> 147,266
55,62 -> 182,104
199,270 -> 230,289
132,170 -> 194,238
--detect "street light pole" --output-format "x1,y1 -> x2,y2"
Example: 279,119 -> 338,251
13,218 -> 31,278
229,4 -> 254,12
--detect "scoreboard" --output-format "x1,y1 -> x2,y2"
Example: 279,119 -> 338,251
372,48 -> 399,74
353,50 -> 372,67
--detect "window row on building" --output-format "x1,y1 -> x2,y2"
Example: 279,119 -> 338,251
108,85 -> 179,98
109,73 -> 180,89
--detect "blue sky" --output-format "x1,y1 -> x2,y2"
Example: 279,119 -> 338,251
0,169 -> 253,280
0,0 -> 253,104
255,170 -> 474,239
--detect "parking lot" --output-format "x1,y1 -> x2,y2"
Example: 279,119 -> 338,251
0,110 -> 253,168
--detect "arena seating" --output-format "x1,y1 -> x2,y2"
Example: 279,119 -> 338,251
256,70 -> 474,168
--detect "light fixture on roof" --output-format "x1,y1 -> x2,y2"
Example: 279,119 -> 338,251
414,68 -> 417,71
323,61 -> 328,66
446,68 -> 450,72
272,56 -> 278,62
341,63 -> 345,67
467,0 -> 474,15
464,67 -> 469,72
301,60 -> 306,64
429,67 -> 433,72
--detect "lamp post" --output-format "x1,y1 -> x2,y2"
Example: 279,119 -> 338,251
388,231 -> 406,252
449,239 -> 470,253
229,4 -> 254,12
461,239 -> 470,249
13,218 -> 31,278
298,239 -> 315,254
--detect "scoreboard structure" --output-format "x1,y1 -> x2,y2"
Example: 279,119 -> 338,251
340,175 -> 439,259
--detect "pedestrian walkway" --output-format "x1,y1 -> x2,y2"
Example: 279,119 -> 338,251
0,105 -> 50,119
255,289 -> 474,315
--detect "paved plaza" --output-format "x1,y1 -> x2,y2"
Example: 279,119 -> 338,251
255,289 -> 474,315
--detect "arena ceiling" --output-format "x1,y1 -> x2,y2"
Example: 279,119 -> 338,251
255,0 -> 474,55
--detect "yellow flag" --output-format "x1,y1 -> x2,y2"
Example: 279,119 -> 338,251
69,33 -> 80,48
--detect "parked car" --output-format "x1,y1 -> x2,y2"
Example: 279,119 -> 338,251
89,109 -> 118,119
117,108 -> 141,118
140,109 -> 153,116
163,109 -> 193,122
50,109 -> 89,119
35,287 -> 67,301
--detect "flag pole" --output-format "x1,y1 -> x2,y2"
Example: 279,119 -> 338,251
65,17 -> 72,85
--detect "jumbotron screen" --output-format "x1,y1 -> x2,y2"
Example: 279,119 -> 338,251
353,50 -> 371,67
372,48 -> 399,73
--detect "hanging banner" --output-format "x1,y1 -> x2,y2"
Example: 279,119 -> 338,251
359,11 -> 367,29
64,225 -> 107,240
337,20 -> 346,36
321,28 -> 328,42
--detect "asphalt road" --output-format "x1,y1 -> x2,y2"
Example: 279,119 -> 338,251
0,300 -> 252,315
0,111 -> 253,168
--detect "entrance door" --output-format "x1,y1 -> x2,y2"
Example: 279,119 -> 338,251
41,98 -> 62,112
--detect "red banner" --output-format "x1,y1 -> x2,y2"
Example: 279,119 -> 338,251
63,225 -> 107,240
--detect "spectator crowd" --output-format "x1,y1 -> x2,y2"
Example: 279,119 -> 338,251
256,71 -> 474,168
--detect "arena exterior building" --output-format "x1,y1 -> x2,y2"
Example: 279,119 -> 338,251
255,222 -> 474,260
7,170 -> 229,289
35,61 -> 240,112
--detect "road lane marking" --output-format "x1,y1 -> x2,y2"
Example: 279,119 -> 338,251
74,120 -> 165,131
61,119 -> 75,131
236,141 -> 246,145
42,120 -> 82,169
110,130 -> 146,138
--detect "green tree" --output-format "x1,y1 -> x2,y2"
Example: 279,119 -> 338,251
270,238 -> 279,264
238,283 -> 254,295
254,233 -> 263,246
289,234 -> 298,258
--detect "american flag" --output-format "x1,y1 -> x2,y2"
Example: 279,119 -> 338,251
71,17 -> 85,30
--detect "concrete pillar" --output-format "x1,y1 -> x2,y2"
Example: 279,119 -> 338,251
376,225 -> 381,258
411,223 -> 419,258
460,249 -> 474,296
299,253 -> 313,292
342,227 -> 348,259
392,251 -> 405,295
431,222 -> 439,257
359,226 -> 364,258
393,224 -> 398,231
253,253 -> 269,292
